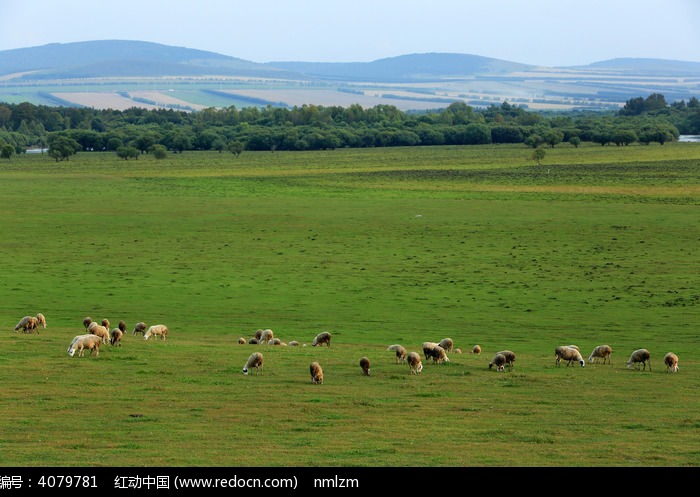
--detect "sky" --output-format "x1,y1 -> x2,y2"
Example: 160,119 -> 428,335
1,0 -> 699,67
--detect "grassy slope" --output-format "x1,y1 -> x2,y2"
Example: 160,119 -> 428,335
0,143 -> 698,467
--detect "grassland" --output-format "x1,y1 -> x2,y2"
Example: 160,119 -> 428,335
0,143 -> 699,467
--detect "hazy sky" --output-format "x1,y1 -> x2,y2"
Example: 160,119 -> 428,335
1,0 -> 699,66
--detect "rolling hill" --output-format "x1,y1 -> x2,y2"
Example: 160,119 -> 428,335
1,40 -> 699,112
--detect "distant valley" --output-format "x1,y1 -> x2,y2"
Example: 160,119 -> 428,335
1,40 -> 699,112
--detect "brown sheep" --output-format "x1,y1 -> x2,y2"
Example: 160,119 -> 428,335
386,344 -> 407,364
312,331 -> 332,347
438,337 -> 454,353
14,315 -> 39,334
118,320 -> 127,333
472,344 -> 482,355
421,341 -> 439,361
407,351 -> 423,375
238,337 -> 247,344
664,352 -> 679,373
132,321 -> 147,336
310,361 -> 324,384
87,321 -> 110,344
427,344 -> 450,364
259,329 -> 274,344
588,345 -> 613,365
101,318 -> 110,330
83,316 -> 93,331
243,351 -> 264,375
110,328 -> 123,347
359,357 -> 371,376
496,350 -> 516,368
626,348 -> 651,371
489,353 -> 507,371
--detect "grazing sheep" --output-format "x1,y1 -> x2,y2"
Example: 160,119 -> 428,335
269,337 -> 282,345
555,346 -> 585,367
359,357 -> 371,376
427,344 -> 450,364
626,348 -> 651,371
288,340 -> 300,347
83,317 -> 93,331
588,345 -> 613,365
248,337 -> 259,345
118,320 -> 127,333
496,350 -> 516,368
36,313 -> 47,329
310,361 -> 324,384
132,321 -> 147,336
254,329 -> 264,341
387,344 -> 407,364
87,321 -> 110,344
110,328 -> 124,347
664,352 -> 679,373
454,348 -> 462,354
67,334 -> 103,357
489,353 -> 507,371
472,344 -> 482,355
566,345 -> 580,351
438,338 -> 454,353
143,324 -> 168,341
407,352 -> 423,375
242,351 -> 264,375
312,331 -> 332,347
259,329 -> 274,344
238,337 -> 247,344
14,315 -> 39,334
422,342 -> 439,360
101,318 -> 110,330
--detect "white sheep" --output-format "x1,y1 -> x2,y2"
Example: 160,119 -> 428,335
259,329 -> 274,344
626,348 -> 651,371
310,361 -> 324,384
288,340 -> 300,346
664,352 -> 679,373
427,344 -> 450,364
248,337 -> 259,345
588,344 -> 613,365
489,353 -> 506,371
242,351 -> 264,375
555,345 -> 585,367
496,350 -> 516,368
438,337 -> 454,353
36,313 -> 47,329
87,321 -> 111,344
312,331 -> 332,347
421,341 -> 439,360
67,334 -> 103,357
14,315 -> 39,334
132,321 -> 147,336
407,351 -> 423,375
144,324 -> 168,341
471,344 -> 481,355
386,344 -> 407,364
359,357 -> 371,376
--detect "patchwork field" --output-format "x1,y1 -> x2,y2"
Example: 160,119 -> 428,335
1,143 -> 699,467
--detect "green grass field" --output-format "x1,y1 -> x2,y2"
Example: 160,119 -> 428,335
1,143 -> 699,467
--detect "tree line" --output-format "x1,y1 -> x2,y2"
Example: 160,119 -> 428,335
0,93 -> 697,161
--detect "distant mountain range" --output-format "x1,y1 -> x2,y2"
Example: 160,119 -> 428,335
2,40 -> 699,111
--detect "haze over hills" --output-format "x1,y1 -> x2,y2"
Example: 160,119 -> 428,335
1,40 -> 699,112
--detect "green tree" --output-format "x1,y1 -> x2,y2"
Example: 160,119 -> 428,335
151,144 -> 167,159
116,146 -> 139,160
532,147 -> 546,165
48,135 -> 80,161
1,142 -> 14,159
228,141 -> 244,157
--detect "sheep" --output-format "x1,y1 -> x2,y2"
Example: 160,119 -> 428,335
438,337 -> 454,353
359,357 -> 371,376
238,337 -> 247,344
254,329 -> 264,341
310,361 -> 324,384
386,344 -> 407,364
67,334 -> 103,357
248,337 -> 259,345
489,353 -> 507,371
407,351 -> 423,375
83,316 -> 93,331
588,345 -> 613,365
422,342 -> 439,360
101,318 -> 110,330
287,340 -> 300,347
312,331 -> 332,347
242,351 -> 264,375
664,352 -> 679,373
132,321 -> 147,336
110,328 -> 124,347
454,348 -> 462,354
269,337 -> 282,345
14,315 -> 39,334
118,320 -> 127,333
36,313 -> 47,329
496,350 -> 516,368
472,344 -> 481,355
626,348 -> 651,371
87,321 -> 110,344
259,329 -> 274,344
555,345 -> 585,367
143,324 -> 168,341
427,344 -> 450,364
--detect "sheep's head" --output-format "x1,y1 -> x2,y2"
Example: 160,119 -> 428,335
242,367 -> 249,375
578,359 -> 585,367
